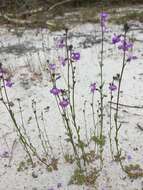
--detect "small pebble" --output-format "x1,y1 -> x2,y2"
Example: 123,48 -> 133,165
32,171 -> 38,178
57,183 -> 62,188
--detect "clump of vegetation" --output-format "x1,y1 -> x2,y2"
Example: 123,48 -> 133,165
125,164 -> 143,179
46,158 -> 59,172
69,168 -> 98,186
17,159 -> 36,172
17,161 -> 27,172
64,154 -> 75,164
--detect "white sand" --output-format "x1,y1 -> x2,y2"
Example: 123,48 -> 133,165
0,21 -> 143,190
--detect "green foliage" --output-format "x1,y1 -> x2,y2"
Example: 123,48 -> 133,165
69,169 -> 86,185
64,154 -> 75,164
91,135 -> 106,146
17,161 -> 27,172
69,168 -> 98,186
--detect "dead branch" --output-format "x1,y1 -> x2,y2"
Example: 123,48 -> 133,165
48,0 -> 73,11
109,101 -> 143,109
2,13 -> 56,26
3,14 -> 32,24
0,0 -> 73,26
137,123 -> 143,131
6,7 -> 44,18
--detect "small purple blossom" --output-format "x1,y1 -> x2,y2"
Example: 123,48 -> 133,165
59,98 -> 69,108
57,183 -> 62,188
127,54 -> 137,62
118,40 -> 133,51
109,83 -> 117,92
49,64 -> 56,71
5,80 -> 13,88
71,52 -> 80,61
50,87 -> 61,96
56,38 -> 65,48
90,83 -> 97,93
127,155 -> 132,161
112,34 -> 121,44
100,12 -> 108,22
0,149 -> 10,158
100,12 -> 109,31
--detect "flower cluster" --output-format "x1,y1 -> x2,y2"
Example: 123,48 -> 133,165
112,34 -> 137,62
50,86 -> 69,109
71,52 -> 80,61
0,65 -> 13,88
100,12 -> 109,32
49,63 -> 56,71
109,82 -> 117,92
90,82 -> 117,93
112,34 -> 132,51
50,87 -> 61,96
118,40 -> 133,52
112,34 -> 121,44
49,37 -> 81,109
59,98 -> 69,108
56,37 -> 65,49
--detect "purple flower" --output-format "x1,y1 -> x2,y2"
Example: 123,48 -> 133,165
90,83 -> 97,93
49,64 -> 56,71
59,98 -> 69,108
100,12 -> 108,21
57,183 -> 62,188
71,52 -> 80,61
58,56 -> 67,66
56,38 -> 65,48
127,54 -> 137,62
109,83 -> 117,92
112,34 -> 121,44
50,87 -> 61,96
5,80 -> 13,88
118,40 -> 133,51
100,12 -> 108,31
127,155 -> 132,161
0,149 -> 10,158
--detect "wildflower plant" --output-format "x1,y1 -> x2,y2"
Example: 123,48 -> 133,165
92,12 -> 109,169
0,63 -> 55,169
108,23 -> 138,176
49,29 -> 85,169
112,23 -> 134,159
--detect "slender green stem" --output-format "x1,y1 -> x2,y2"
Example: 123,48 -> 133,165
109,91 -> 114,159
99,22 -> 104,140
114,31 -> 127,156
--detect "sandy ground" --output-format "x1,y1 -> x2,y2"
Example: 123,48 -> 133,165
0,21 -> 143,190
